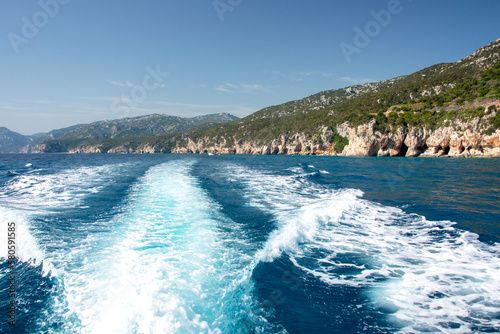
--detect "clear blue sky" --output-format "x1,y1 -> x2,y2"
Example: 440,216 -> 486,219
1,0 -> 499,135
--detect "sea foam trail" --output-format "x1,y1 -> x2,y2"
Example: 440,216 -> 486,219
223,163 -> 500,333
46,160 -> 276,334
0,163 -> 135,277
0,163 -> 131,211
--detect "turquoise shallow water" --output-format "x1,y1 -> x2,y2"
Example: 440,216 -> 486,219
0,154 -> 499,333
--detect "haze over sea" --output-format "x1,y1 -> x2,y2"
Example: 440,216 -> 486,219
0,153 -> 499,333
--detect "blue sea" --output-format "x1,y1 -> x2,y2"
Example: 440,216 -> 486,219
0,154 -> 499,333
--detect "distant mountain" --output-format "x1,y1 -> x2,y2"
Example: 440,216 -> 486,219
45,113 -> 238,141
0,127 -> 34,153
0,113 -> 239,153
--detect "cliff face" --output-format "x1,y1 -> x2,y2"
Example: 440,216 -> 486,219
32,116 -> 499,158
337,119 -> 500,158
162,121 -> 500,158
26,100 -> 500,158
161,101 -> 500,158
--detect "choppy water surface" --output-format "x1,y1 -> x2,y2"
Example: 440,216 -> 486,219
1,154 -> 499,333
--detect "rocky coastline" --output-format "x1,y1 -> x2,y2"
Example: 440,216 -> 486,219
64,119 -> 499,158
163,122 -> 500,158
134,100 -> 500,158
37,105 -> 500,158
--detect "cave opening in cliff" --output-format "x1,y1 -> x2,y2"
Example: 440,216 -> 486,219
443,146 -> 450,155
400,142 -> 409,156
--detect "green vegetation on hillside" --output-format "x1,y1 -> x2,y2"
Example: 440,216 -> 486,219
380,62 -> 500,132
35,39 -> 500,153
40,113 -> 239,152
162,40 -> 499,150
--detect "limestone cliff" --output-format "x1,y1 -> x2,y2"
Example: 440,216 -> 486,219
31,99 -> 499,158
159,101 -> 500,158
30,114 -> 500,158
160,123 -> 499,158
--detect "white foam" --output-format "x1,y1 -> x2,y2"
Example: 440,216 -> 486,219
256,190 -> 361,263
46,160 -> 272,333
0,163 -> 130,210
0,206 -> 56,276
223,162 -> 500,333
0,163 -> 133,278
223,163 -> 344,213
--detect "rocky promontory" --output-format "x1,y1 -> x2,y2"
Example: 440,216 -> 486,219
149,98 -> 499,158
164,121 -> 500,158
47,100 -> 500,158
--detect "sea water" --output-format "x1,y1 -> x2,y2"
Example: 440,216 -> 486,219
0,154 -> 499,333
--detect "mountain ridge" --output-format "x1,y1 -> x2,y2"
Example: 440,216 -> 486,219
0,113 -> 239,153
0,127 -> 36,153
2,39 -> 499,157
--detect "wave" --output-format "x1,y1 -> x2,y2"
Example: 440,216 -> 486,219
36,160 -> 279,333
223,162 -> 500,333
2,157 -> 498,333
0,207 -> 56,277
0,163 -> 132,211
0,162 -> 138,277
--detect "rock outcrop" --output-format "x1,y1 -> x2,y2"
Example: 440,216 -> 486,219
164,109 -> 500,158
29,113 -> 500,158
23,101 -> 500,158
